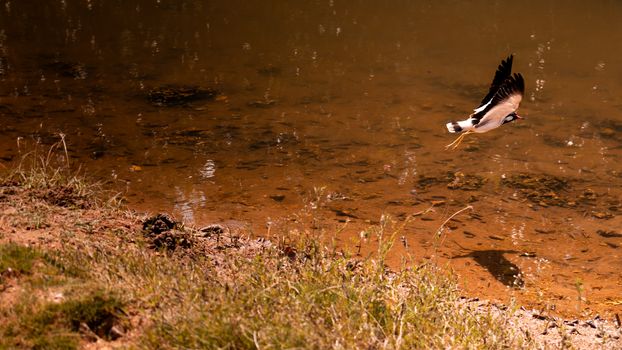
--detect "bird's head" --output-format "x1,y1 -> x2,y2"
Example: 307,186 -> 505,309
502,112 -> 522,125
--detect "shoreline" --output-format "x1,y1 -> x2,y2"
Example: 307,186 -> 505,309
1,166 -> 620,348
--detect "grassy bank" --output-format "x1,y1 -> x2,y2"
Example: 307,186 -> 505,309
0,159 -> 531,349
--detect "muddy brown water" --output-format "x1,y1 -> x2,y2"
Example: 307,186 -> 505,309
1,1 -> 621,318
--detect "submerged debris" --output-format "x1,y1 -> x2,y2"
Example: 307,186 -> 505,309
270,194 -> 286,202
502,173 -> 569,207
597,230 -> 622,238
330,207 -> 359,219
591,211 -> 613,219
416,175 -> 445,188
597,120 -> 622,141
502,173 -> 620,219
43,61 -> 88,79
577,189 -> 597,204
257,65 -> 282,76
147,85 -> 218,106
447,172 -> 486,191
502,173 -> 567,192
417,171 -> 486,191
247,99 -> 277,108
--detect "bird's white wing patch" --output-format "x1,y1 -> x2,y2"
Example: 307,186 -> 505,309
473,98 -> 493,113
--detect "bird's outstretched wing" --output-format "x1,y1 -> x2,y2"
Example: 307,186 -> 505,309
490,73 -> 524,107
471,56 -> 517,124
473,73 -> 525,131
479,55 -> 514,107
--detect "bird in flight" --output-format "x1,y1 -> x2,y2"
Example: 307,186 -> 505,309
445,55 -> 525,150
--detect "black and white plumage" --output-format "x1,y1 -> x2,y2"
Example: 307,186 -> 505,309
445,55 -> 525,149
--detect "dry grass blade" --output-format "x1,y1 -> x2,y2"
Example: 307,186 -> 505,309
434,205 -> 474,251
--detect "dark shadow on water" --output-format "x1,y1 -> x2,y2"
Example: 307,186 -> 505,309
452,249 -> 525,288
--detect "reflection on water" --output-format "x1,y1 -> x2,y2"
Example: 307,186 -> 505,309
1,0 -> 622,317
199,159 -> 216,179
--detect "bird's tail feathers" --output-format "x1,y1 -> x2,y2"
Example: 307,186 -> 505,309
446,121 -> 463,133
446,119 -> 476,133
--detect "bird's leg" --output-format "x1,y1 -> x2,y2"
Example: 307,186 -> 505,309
445,130 -> 473,150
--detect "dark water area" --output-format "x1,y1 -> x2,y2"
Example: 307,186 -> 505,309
1,0 -> 622,317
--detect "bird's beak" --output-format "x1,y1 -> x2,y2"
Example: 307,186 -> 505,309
516,114 -> 524,120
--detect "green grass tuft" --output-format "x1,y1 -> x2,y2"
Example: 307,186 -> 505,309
2,290 -> 125,349
0,243 -> 40,277
133,239 -> 527,349
0,242 -> 126,349
34,291 -> 125,339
